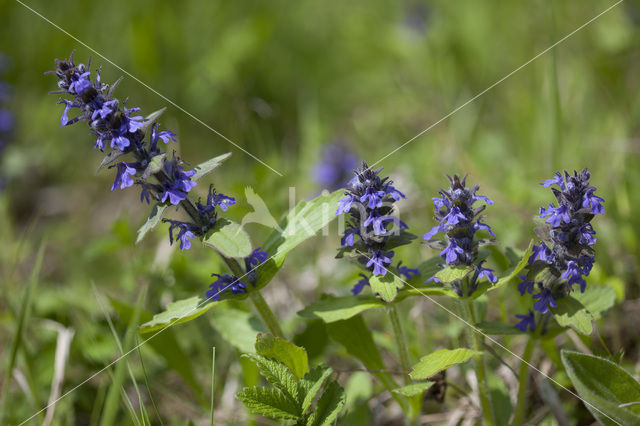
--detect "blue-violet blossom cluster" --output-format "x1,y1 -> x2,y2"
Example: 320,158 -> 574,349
514,169 -> 604,332
313,143 -> 358,191
423,174 -> 497,296
206,248 -> 269,300
336,162 -> 418,295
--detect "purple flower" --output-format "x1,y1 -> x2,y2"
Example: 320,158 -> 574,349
476,261 -> 497,283
111,162 -> 137,190
351,274 -> 370,295
443,206 -> 466,227
312,144 -> 358,191
336,194 -> 354,215
245,248 -> 269,268
540,204 -> 571,227
397,261 -> 419,279
363,210 -> 386,235
206,274 -> 247,301
166,220 -> 198,251
422,224 -> 443,240
529,242 -> 552,264
360,187 -> 386,209
517,275 -> 535,296
91,99 -> 118,120
384,183 -> 406,201
367,251 -> 393,276
472,187 -> 494,205
341,225 -> 359,247
69,71 -> 91,94
160,158 -> 197,205
474,220 -> 495,237
582,189 -> 604,215
532,288 -> 557,314
514,311 -> 536,332
149,123 -> 177,151
440,240 -> 464,264
541,172 -> 566,190
561,260 -> 587,292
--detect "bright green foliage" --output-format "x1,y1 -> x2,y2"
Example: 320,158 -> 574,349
392,382 -> 435,397
203,218 -> 253,258
369,273 -> 404,302
434,265 -> 474,284
410,348 -> 480,380
209,307 -> 267,353
255,333 -> 310,380
298,295 -> 386,323
561,350 -> 640,425
552,285 -> 616,335
236,336 -> 345,425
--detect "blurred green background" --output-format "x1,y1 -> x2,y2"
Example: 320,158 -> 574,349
1,0 -> 639,424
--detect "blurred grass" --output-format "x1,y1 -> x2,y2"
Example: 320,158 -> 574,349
1,0 -> 640,423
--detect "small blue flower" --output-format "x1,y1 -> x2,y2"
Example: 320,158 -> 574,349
476,261 -> 497,283
360,187 -> 386,209
541,204 -> 571,227
335,194 -> 355,215
541,172 -> 566,190
351,274 -> 370,295
582,189 -> 604,215
440,240 -> 464,264
69,71 -> 91,94
532,288 -> 557,314
443,206 -> 466,227
473,219 -> 495,237
245,248 -> 269,268
363,210 -> 386,235
160,157 -> 197,205
422,224 -> 443,240
206,274 -> 247,300
397,261 -> 419,279
384,183 -> 406,201
514,311 -> 536,332
111,162 -> 137,190
341,225 -> 359,247
312,143 -> 358,191
166,220 -> 198,251
529,242 -> 552,264
367,250 -> 393,276
517,275 -> 535,296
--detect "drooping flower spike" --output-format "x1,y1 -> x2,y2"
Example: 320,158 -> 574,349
513,169 -> 603,330
423,174 -> 496,296
335,161 -> 418,295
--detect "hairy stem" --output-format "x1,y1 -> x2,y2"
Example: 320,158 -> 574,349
249,291 -> 285,339
460,298 -> 494,426
513,338 -> 535,426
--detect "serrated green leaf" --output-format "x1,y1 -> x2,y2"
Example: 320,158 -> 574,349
236,386 -> 301,421
254,190 -> 343,291
297,296 -> 385,323
307,380 -> 345,426
299,366 -> 334,413
552,295 -> 594,335
136,203 -> 168,244
191,152 -> 232,181
203,218 -> 253,258
255,333 -> 309,380
392,381 -> 434,397
138,296 -> 220,333
209,307 -> 267,353
369,273 -> 403,302
561,350 -> 640,425
434,265 -> 474,284
477,321 -> 525,335
246,353 -> 301,405
141,153 -> 166,179
410,348 -> 480,380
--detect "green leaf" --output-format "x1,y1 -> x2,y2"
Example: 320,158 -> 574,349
203,218 -> 253,258
209,307 -> 267,353
254,190 -> 343,292
245,353 -> 301,406
552,295 -> 594,335
97,149 -> 126,171
477,321 -> 525,335
572,285 -> 616,320
326,316 -> 385,370
434,265 -> 474,284
474,240 -> 534,297
191,152 -> 232,181
298,296 -> 385,323
392,382 -> 434,397
561,350 -> 640,426
236,386 -> 301,421
110,298 -> 205,404
143,107 -> 166,129
139,296 -> 220,333
369,273 -> 403,302
255,333 -> 309,380
136,203 -> 168,244
141,153 -> 166,179
307,381 -> 345,426
410,348 -> 480,380
299,366 -> 334,413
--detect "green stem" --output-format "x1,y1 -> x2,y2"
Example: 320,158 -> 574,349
513,338 -> 535,426
249,291 -> 285,339
386,304 -> 411,384
460,298 -> 494,426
